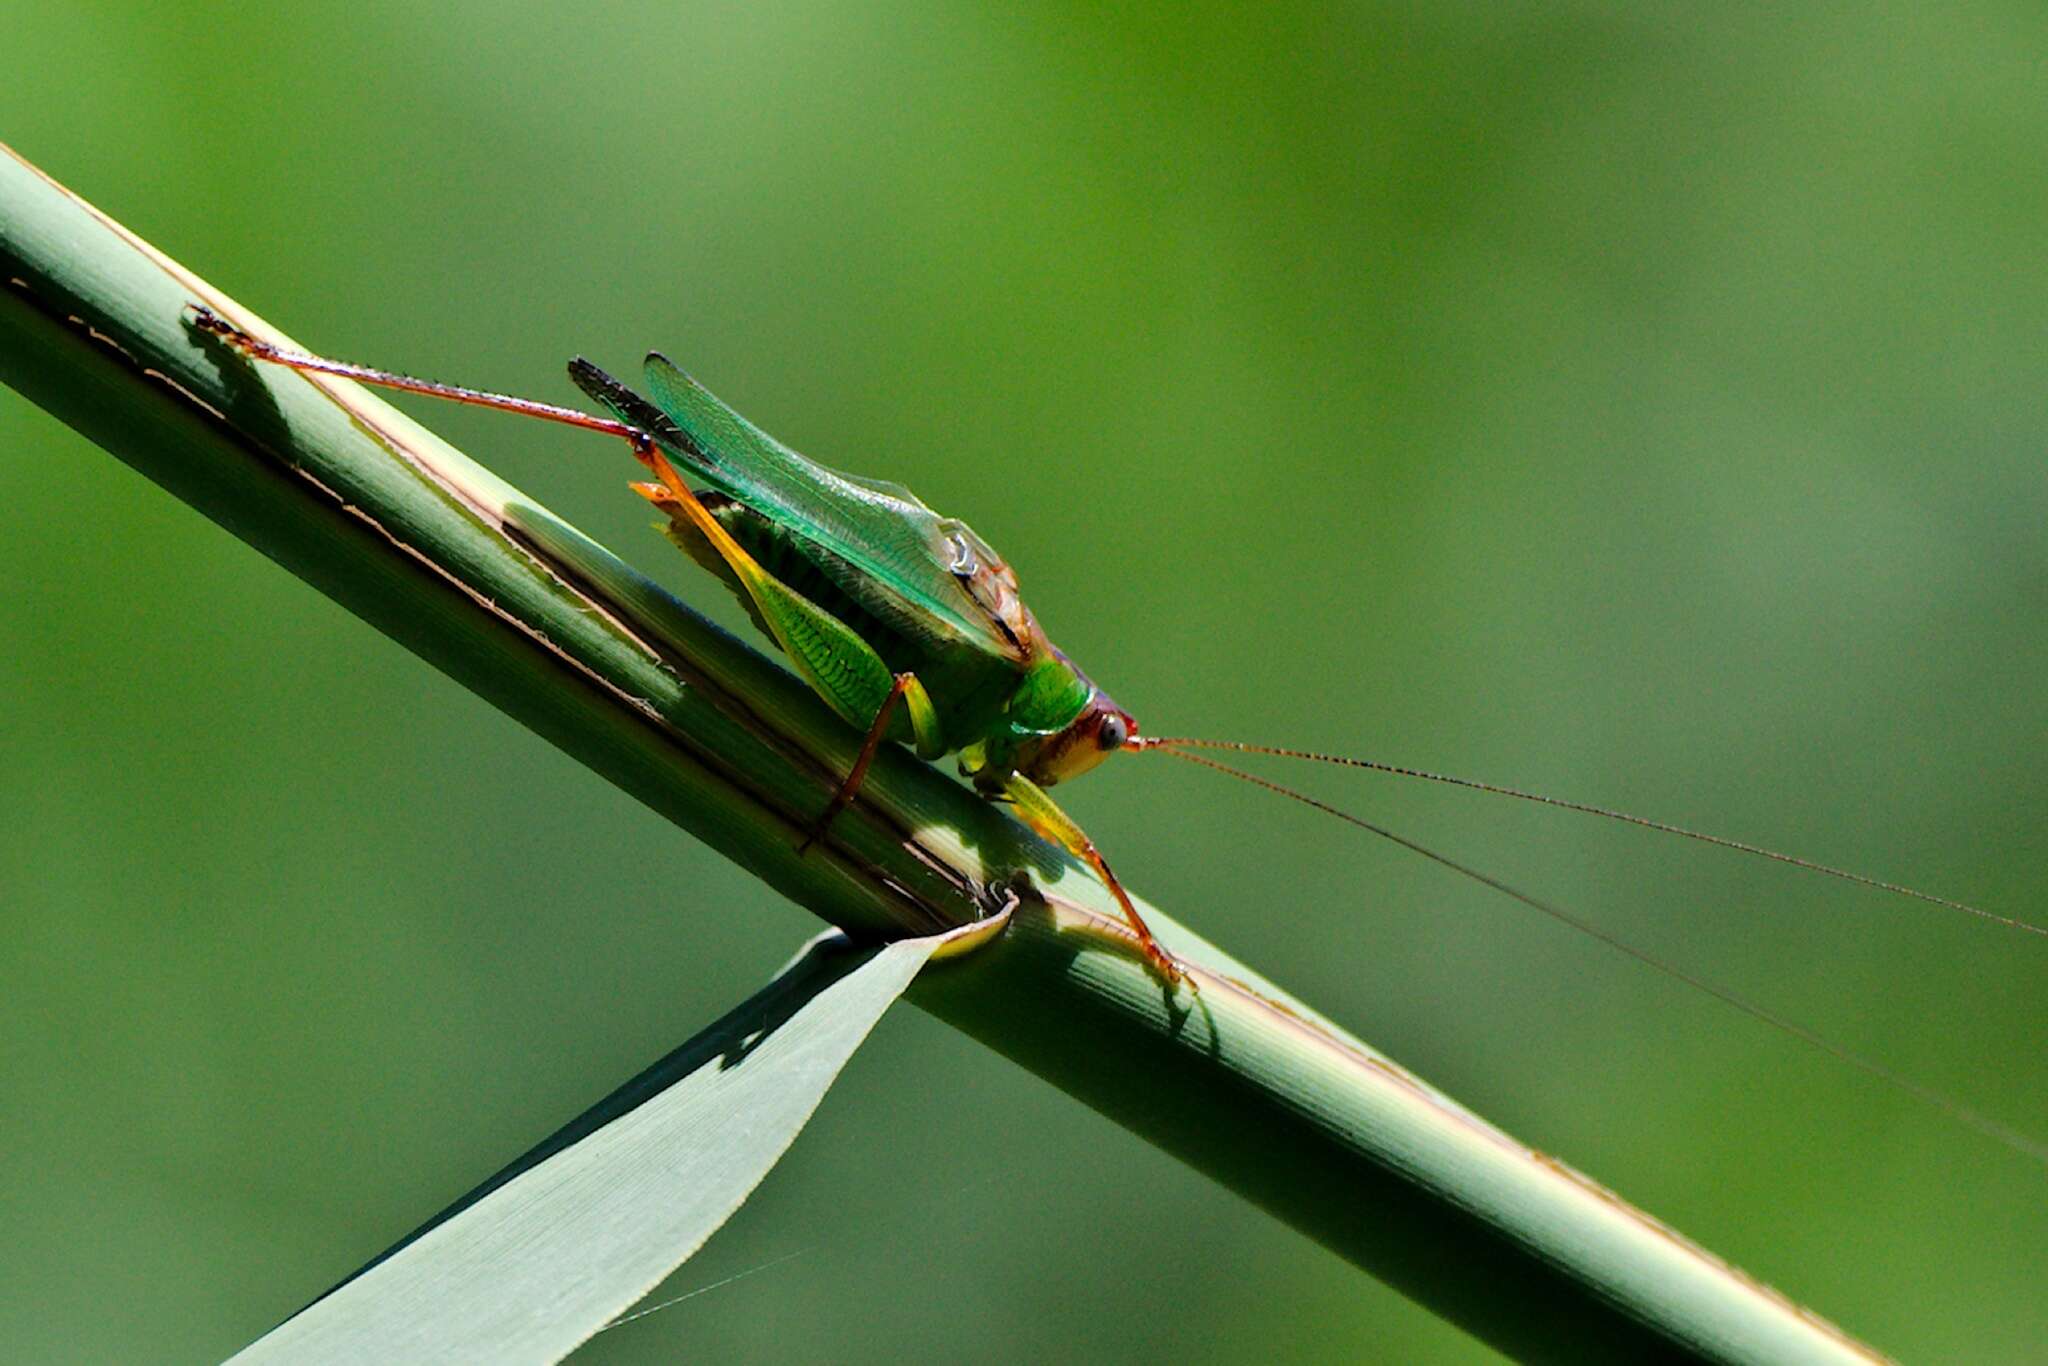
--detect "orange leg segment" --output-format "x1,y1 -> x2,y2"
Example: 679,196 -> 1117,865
1001,773 -> 1188,989
798,673 -> 916,855
1074,840 -> 1186,987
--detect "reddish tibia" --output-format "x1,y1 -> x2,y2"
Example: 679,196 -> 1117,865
189,306 -> 652,453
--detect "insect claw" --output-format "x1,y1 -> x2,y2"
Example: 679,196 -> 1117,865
186,304 -> 235,340
1141,939 -> 1194,993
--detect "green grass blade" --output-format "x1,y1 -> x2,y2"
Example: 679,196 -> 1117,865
0,142 -> 1886,1364
230,923 -> 987,1365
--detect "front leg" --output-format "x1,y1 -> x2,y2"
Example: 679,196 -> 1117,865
1000,774 -> 1187,988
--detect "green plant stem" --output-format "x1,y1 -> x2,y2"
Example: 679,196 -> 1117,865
0,142 -> 1883,1365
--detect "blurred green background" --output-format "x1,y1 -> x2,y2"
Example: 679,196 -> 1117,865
3,4 -> 2044,1361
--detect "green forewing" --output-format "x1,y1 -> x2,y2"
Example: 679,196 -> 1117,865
635,355 -> 1027,666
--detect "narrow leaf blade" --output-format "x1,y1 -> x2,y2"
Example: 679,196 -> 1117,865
231,919 -> 997,1365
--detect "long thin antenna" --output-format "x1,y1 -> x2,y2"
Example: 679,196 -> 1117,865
1157,746 -> 2048,1166
1134,736 -> 2045,938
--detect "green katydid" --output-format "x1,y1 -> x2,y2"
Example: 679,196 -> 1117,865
575,352 -> 1181,978
191,307 -> 1183,980
187,309 -> 2047,1034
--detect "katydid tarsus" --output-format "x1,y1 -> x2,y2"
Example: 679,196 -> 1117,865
189,308 -> 2044,1157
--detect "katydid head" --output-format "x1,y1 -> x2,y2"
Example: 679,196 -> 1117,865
1016,689 -> 1137,787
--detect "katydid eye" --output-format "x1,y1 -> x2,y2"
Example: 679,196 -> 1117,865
1098,715 -> 1128,751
